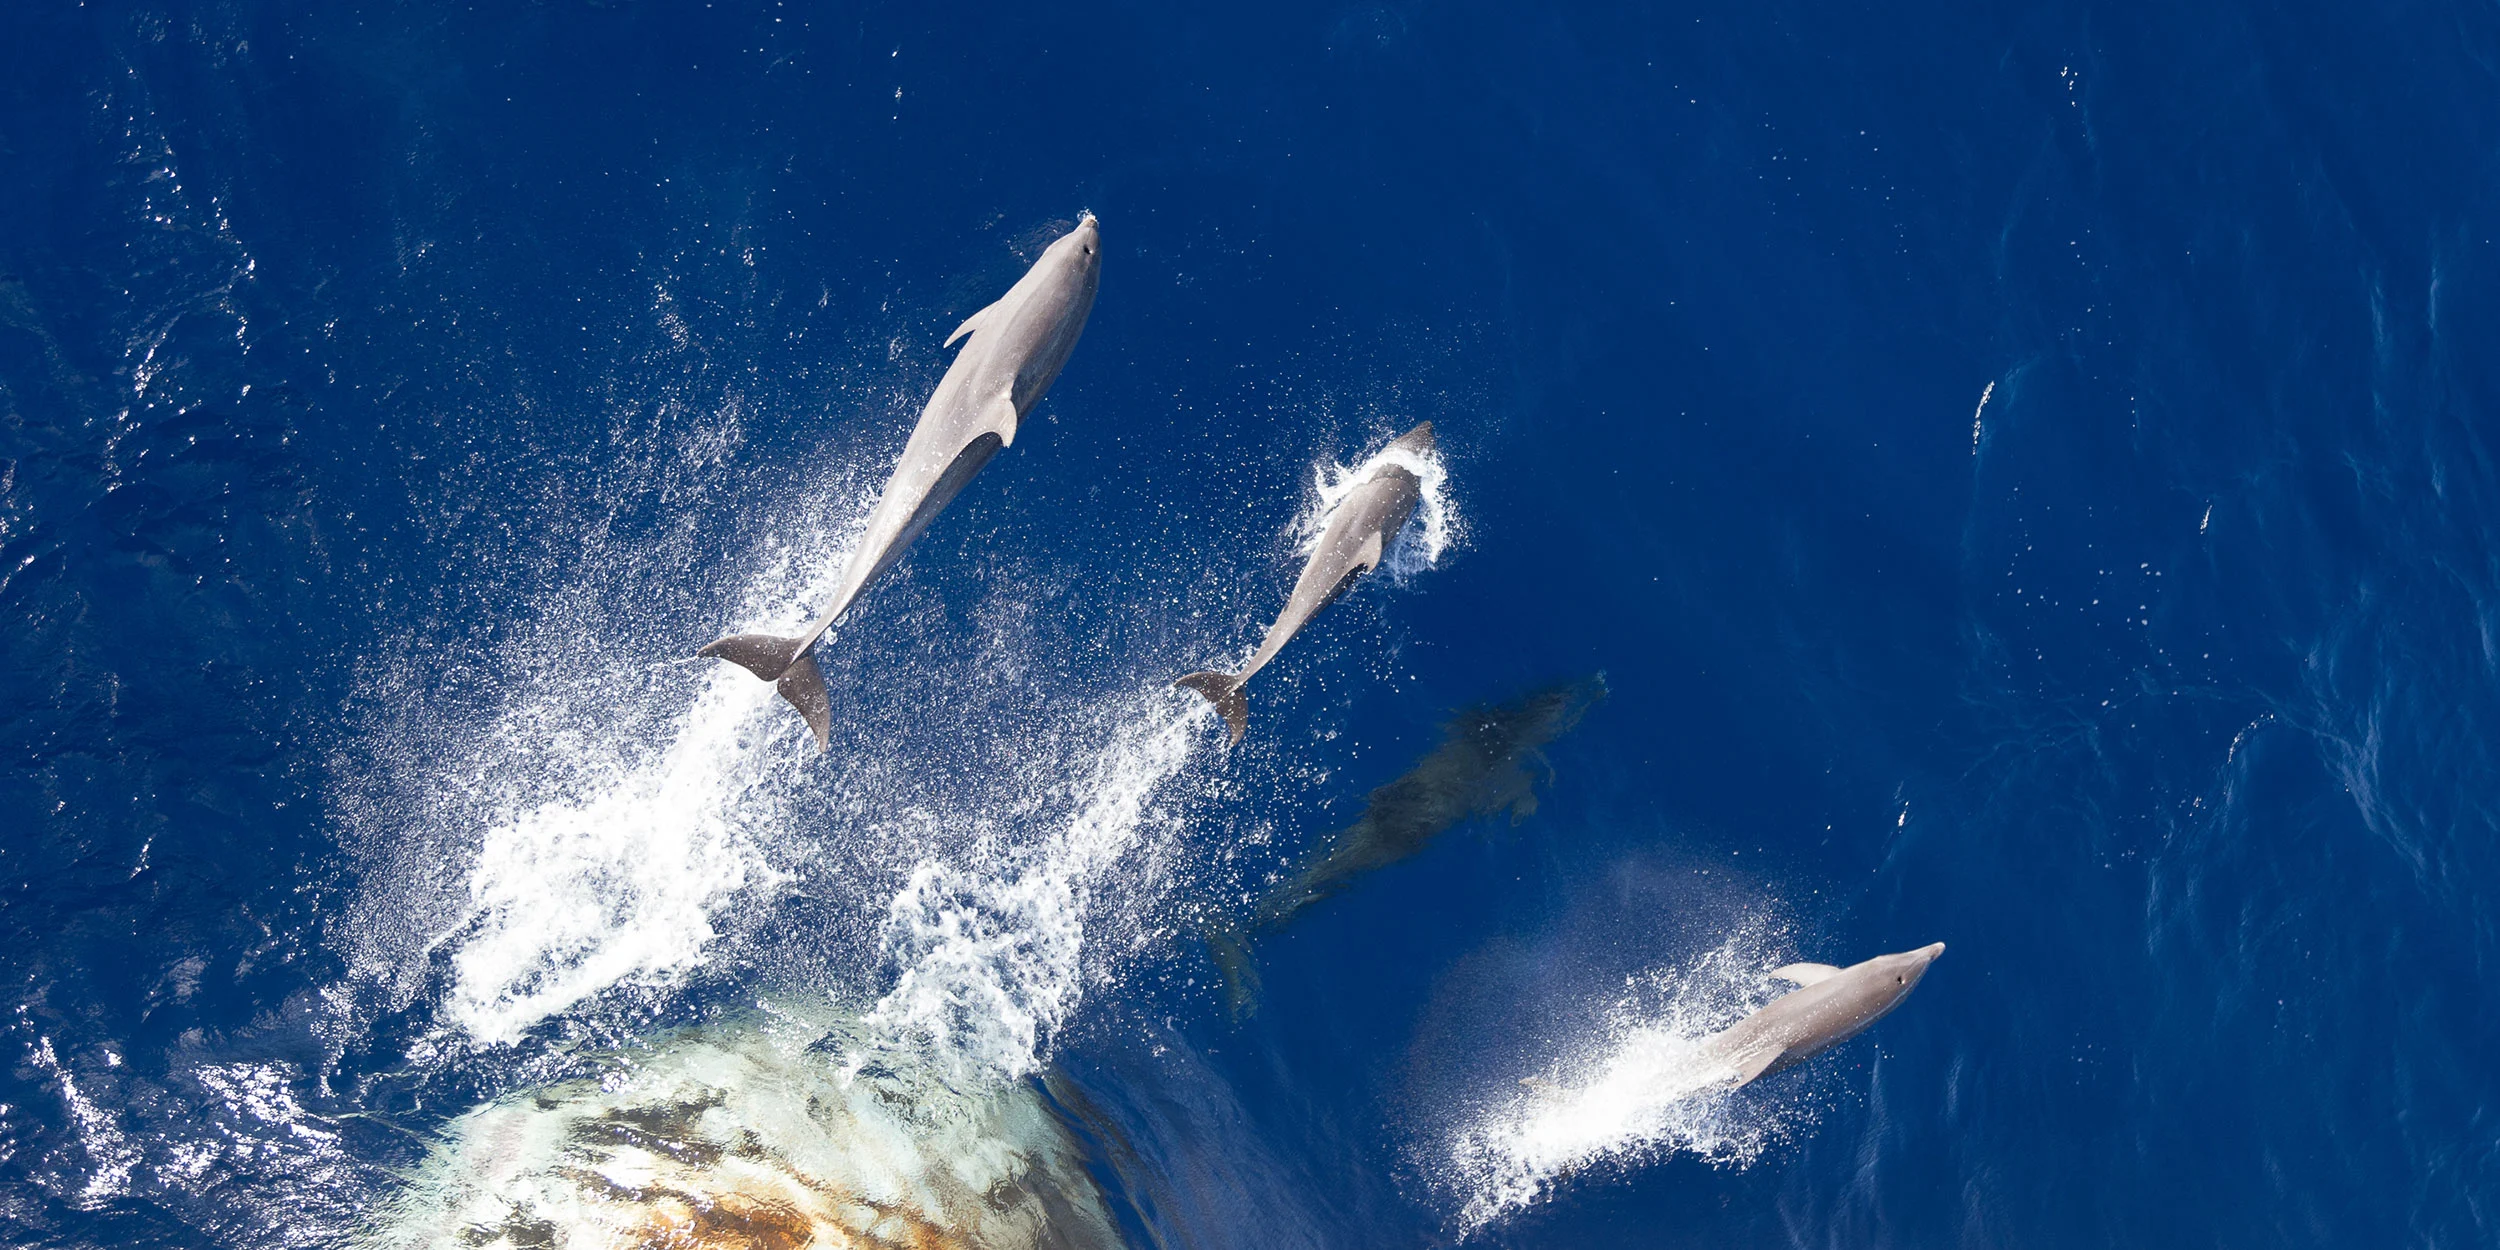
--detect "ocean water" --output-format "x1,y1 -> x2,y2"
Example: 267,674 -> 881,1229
4,1 -> 2497,1246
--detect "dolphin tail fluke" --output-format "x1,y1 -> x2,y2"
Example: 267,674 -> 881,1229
699,632 -> 808,682
699,632 -> 832,750
1175,671 -> 1248,744
776,652 -> 833,751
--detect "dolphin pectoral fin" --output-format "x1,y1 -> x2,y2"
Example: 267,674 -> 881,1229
1176,671 -> 1249,744
1352,529 -> 1386,575
775,651 -> 833,751
944,300 -> 999,349
700,632 -> 806,682
1729,1045 -> 1788,1088
1771,962 -> 1843,987
977,390 -> 1021,448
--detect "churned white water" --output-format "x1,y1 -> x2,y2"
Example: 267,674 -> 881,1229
1302,429 -> 1461,581
1445,926 -> 1813,1234
431,527 -> 866,1045
439,669 -> 787,1042
850,689 -> 1207,1092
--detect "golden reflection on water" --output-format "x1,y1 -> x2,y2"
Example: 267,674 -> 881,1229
370,1012 -> 1123,1250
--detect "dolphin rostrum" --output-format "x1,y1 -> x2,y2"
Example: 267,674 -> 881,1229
1176,422 -> 1435,743
1694,942 -> 1946,1087
700,214 -> 1102,748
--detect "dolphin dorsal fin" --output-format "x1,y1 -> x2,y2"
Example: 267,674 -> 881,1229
1771,962 -> 1842,987
945,299 -> 1000,349
1730,1044 -> 1787,1087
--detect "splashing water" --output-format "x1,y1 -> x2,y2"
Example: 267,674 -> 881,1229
421,511 -> 871,1046
367,416 -> 1456,1101
1302,430 -> 1460,582
1444,925 -> 1814,1234
440,668 -> 794,1043
850,690 -> 1207,1092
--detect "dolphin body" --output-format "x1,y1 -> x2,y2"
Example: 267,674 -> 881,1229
701,215 -> 1102,748
1257,676 -> 1603,928
1695,942 -> 1946,1087
1177,422 -> 1435,743
1210,676 -> 1605,1016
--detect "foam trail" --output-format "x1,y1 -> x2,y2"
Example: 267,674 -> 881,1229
1303,432 -> 1460,581
1444,927 -> 1809,1234
850,689 -> 1204,1092
435,530 -> 863,1045
441,670 -> 788,1042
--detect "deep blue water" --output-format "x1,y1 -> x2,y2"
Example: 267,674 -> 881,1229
6,1 -> 2499,1246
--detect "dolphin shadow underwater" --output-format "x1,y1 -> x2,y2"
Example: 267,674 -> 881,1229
1210,675 -> 1607,1016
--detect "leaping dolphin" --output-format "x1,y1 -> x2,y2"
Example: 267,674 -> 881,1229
1176,422 -> 1434,744
1696,942 -> 1945,1086
700,214 -> 1102,748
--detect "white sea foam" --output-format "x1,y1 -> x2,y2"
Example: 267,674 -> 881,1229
851,689 -> 1206,1092
1444,927 -> 1811,1234
1302,430 -> 1460,581
427,512 -> 868,1045
440,670 -> 790,1042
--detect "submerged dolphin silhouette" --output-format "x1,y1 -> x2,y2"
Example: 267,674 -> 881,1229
1264,676 -> 1602,929
701,215 -> 1102,748
1176,422 -> 1434,743
1210,676 -> 1605,1014
1696,942 -> 1946,1086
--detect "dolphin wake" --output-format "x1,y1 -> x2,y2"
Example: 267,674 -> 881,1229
849,689 -> 1208,1092
354,469 -> 878,1047
439,665 -> 796,1044
1441,924 -> 1817,1234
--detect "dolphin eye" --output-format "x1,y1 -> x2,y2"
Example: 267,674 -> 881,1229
1895,975 -> 1904,984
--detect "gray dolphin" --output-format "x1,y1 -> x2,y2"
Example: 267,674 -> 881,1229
1176,421 -> 1435,743
1696,942 -> 1946,1086
701,214 -> 1102,748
